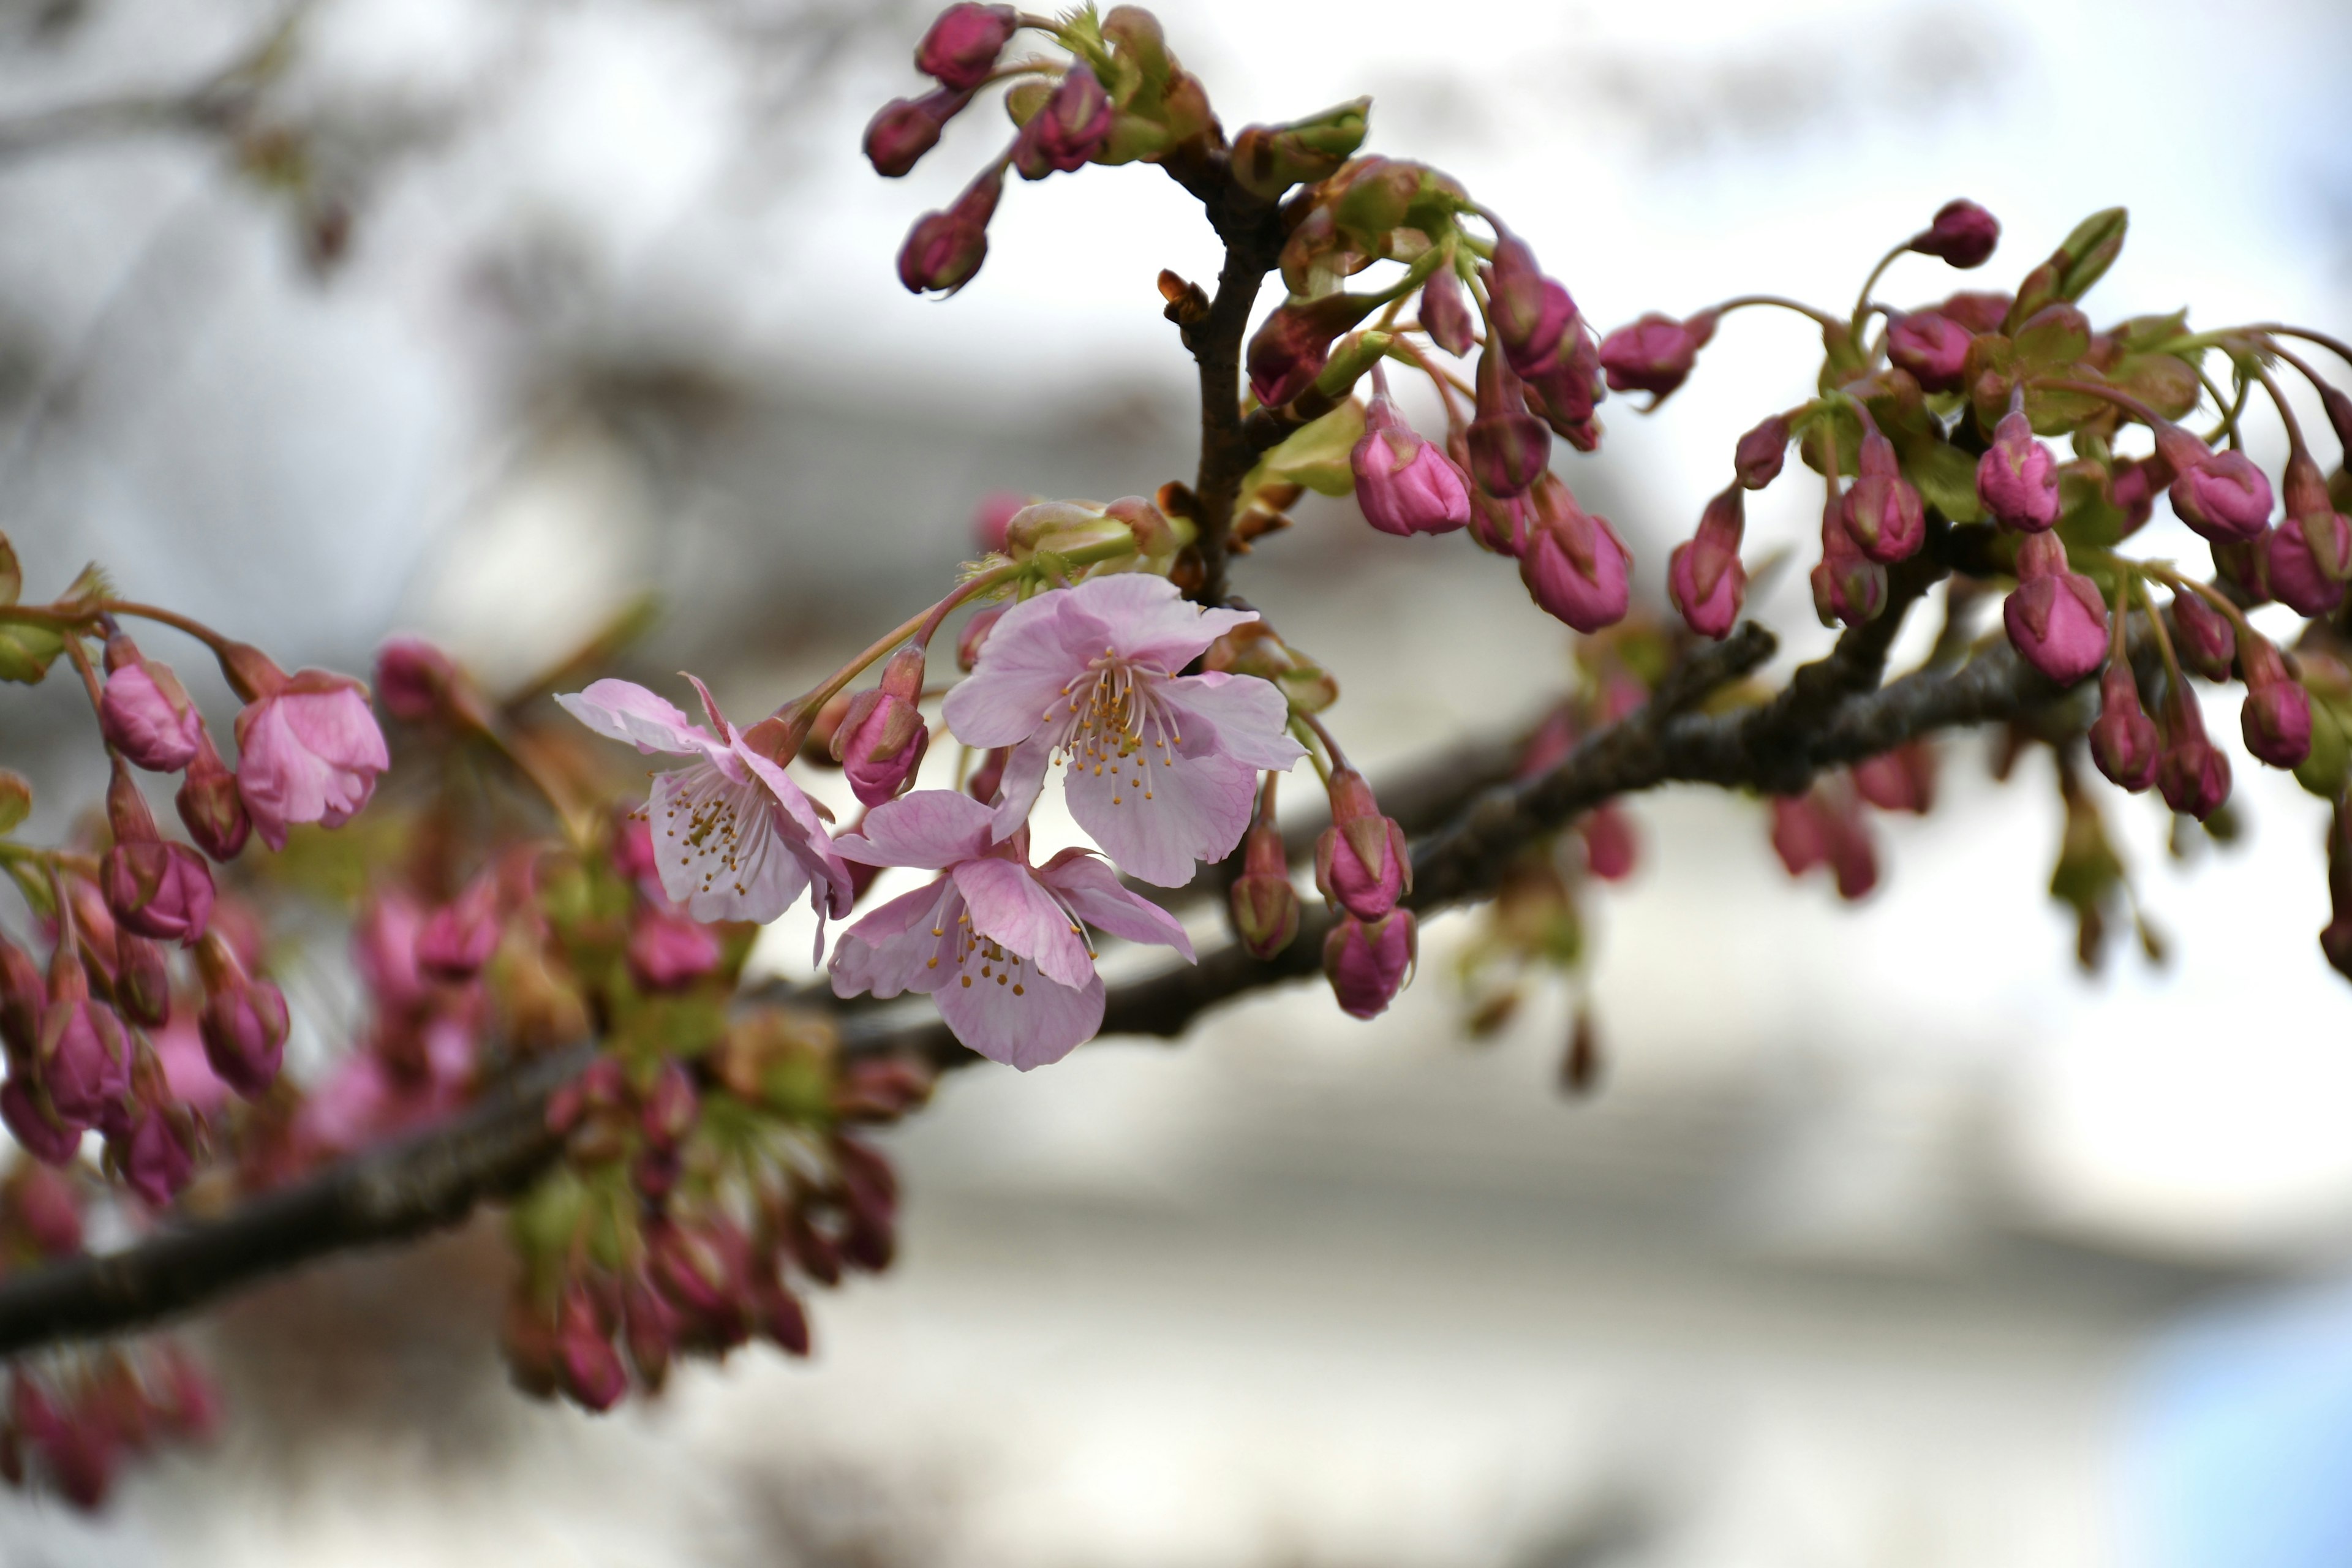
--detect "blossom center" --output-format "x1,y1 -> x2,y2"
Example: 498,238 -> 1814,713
1043,650 -> 1182,807
662,762 -> 763,900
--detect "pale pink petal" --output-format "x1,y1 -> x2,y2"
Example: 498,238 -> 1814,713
1038,850 -> 1195,960
556,680 -> 715,756
1065,747 -> 1258,887
935,965 -> 1105,1070
734,741 -> 854,916
835,790 -> 997,870
941,591 -> 1110,747
987,733 -> 1055,842
1065,574 -> 1257,671
1156,672 -> 1306,771
830,880 -> 960,1000
649,760 -> 812,923
682,673 -> 735,739
951,857 -> 1095,990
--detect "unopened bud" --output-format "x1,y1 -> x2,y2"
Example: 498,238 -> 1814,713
1597,310 -> 1716,402
1229,823 -> 1300,959
1314,769 -> 1409,921
897,162 -> 1003,295
194,933 -> 288,1098
864,85 -> 974,179
1578,801 -> 1637,880
1908,198 -> 2000,268
112,933 -> 169,1028
2002,533 -> 2107,686
0,933 -> 41,1063
1811,497 -> 1887,628
914,2 -> 1017,90
2157,685 -> 2232,820
1322,909 -> 1415,1020
174,731 -> 250,862
1518,474 -> 1632,634
627,908 -> 722,992
970,490 -> 1028,553
97,637 -> 202,772
1668,483 -> 1746,639
556,1284 -> 627,1413
1012,66 -> 1112,179
1485,229 -> 1579,377
2170,450 -> 2274,543
1351,368 -> 1471,536
1734,413 -> 1790,490
2238,635 -> 2312,770
1976,400 -> 2060,532
2266,510 -> 2350,618
1247,292 -> 1378,410
1417,265 -> 1475,357
1840,408 -> 1925,564
833,647 -> 931,807
112,1104 -> 195,1209
1886,310 -> 1972,393
639,1057 -> 699,1152
1,1080 -> 81,1166
2170,587 -> 2236,679
2090,661 -> 2160,791
37,996 -> 127,1128
1468,342 -> 1551,499
417,876 -> 500,981
1229,97 -> 1369,202
1852,743 -> 1937,813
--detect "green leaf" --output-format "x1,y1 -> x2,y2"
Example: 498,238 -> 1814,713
1894,433 -> 1983,524
2110,353 -> 2200,421
0,622 -> 62,685
0,771 -> 26,836
1246,399 -> 1365,498
0,534 -> 17,606
2054,208 -> 2127,301
2296,699 -> 2351,800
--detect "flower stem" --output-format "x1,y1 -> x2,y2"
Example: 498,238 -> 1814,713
769,560 -> 1027,740
1713,295 -> 1845,331
2131,575 -> 2191,693
1849,239 -> 1910,342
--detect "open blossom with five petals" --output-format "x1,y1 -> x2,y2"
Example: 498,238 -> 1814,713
557,677 -> 853,926
827,791 -> 1194,1069
940,576 -> 1306,887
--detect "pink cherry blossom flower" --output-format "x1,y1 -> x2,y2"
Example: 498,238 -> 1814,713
940,576 -> 1306,887
234,672 -> 390,851
827,790 -> 1194,1069
558,676 -> 853,927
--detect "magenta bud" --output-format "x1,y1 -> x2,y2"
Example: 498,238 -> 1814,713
1314,769 -> 1410,921
556,1284 -> 627,1413
1578,802 -> 1637,880
1841,410 -> 1926,564
2090,662 -> 2160,791
113,1107 -> 195,1209
1599,310 -> 1716,401
1,1080 -> 81,1165
1518,474 -> 1632,634
957,605 -> 1005,673
1466,483 -> 1528,557
373,635 -> 478,727
0,935 -> 41,1063
1852,744 -> 1937,813
1909,198 -> 2000,268
1012,65 -> 1112,179
3,1162 -> 83,1256
2169,589 -> 2236,680
1485,230 -> 1580,377
37,999 -> 128,1127
113,933 -> 170,1029
626,908 -> 722,993
898,163 -> 1003,296
2157,687 -> 2232,820
1811,500 -> 1887,628
1468,344 -> 1551,498
1886,311 -> 1972,394
2265,511 -> 2351,617
1351,371 -> 1471,536
2169,451 -> 2275,543
2002,532 -> 2108,685
863,85 -> 974,179
639,1058 -> 699,1152
100,840 -> 214,947
1229,822 -> 1300,960
174,731 -> 251,862
1246,292 -> 1375,410
755,1278 -> 813,1357
1976,404 -> 2060,532
1668,484 -> 1747,639
1518,327 -> 1605,447
417,878 -> 499,981
970,491 -> 1027,554
1322,909 -> 1416,1020
195,937 -> 288,1098
233,670 -> 389,851
1418,267 -> 1475,357
1734,414 -> 1790,491
2238,637 -> 2313,770
915,2 -> 1017,89
97,639 -> 202,773
1940,290 -> 2012,333
833,647 -> 931,807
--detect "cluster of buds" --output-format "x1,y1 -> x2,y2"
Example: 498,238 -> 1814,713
2,1348 -> 217,1510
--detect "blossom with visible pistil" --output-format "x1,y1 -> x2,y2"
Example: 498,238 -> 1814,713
941,575 -> 1305,886
559,677 -> 853,925
827,790 -> 1194,1069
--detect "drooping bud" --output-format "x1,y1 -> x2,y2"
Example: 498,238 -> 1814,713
1852,742 -> 1937,813
1734,413 -> 1789,490
1314,768 -> 1409,921
1349,367 -> 1471,536
1322,909 -> 1415,1020
2169,589 -> 2236,680
970,491 -> 1027,554
627,908 -> 723,992
1246,291 -> 1378,410
2090,661 -> 2160,791
37,991 -> 127,1129
97,637 -> 201,773
2237,635 -> 2312,770
1518,473 -> 1632,634
374,634 -> 488,729
1,1080 -> 81,1166
1841,407 -> 1926,564
1467,344 -> 1551,498
1,1161 -> 83,1256
417,876 -> 500,982
1012,66 -> 1112,179
194,933 -> 288,1098
1909,199 -> 2000,268
112,1105 -> 195,1209
100,763 -> 214,945
0,932 -> 41,1063
2169,450 -> 2275,543
1518,326 -> 1605,448
1417,265 -> 1474,357
1597,311 -> 1716,401
864,86 -> 976,179
1578,802 -> 1637,880
1886,311 -> 1972,393
174,730 -> 250,862
1466,481 -> 1528,557
112,933 -> 170,1028
914,3 -> 1017,90
1485,229 -> 1578,377
556,1284 -> 627,1413
833,646 -> 931,807
2156,684 -> 2232,820
897,161 -> 1003,296
1976,399 -> 2059,531
2266,510 -> 2351,618
2002,532 -> 2107,686
1811,496 -> 1887,628
1229,820 -> 1300,960
2212,532 -> 2271,605
1668,483 -> 1747,639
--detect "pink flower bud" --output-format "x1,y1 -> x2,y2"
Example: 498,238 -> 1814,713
37,997 -> 127,1127
417,878 -> 499,981
1519,329 -> 1605,447
1598,310 -> 1716,401
970,491 -> 1028,554
754,1277 -> 813,1357
2090,662 -> 2160,791
112,1106 -> 195,1208
1976,403 -> 2060,531
1466,483 -> 1528,557
113,933 -> 170,1028
2265,510 -> 2351,617
2212,532 -> 2271,604
97,638 -> 201,772
2169,451 -> 2274,543
2169,589 -> 2237,680
1012,65 -> 1112,178
1852,743 -> 1937,813
1811,498 -> 1887,627
100,841 -> 214,948
1322,909 -> 1416,1020
233,670 -> 389,852
898,162 -> 1003,296
1518,474 -> 1632,633
1734,413 -> 1789,490
1939,290 -> 2012,333
1841,409 -> 1925,564
1,1080 -> 81,1165
2111,456 -> 2161,535
627,908 -> 722,992
1246,291 -> 1374,409
916,2 -> 1017,89
1886,311 -> 1972,393
1578,802 -> 1637,880
556,1284 -> 627,1413
0,933 -> 41,1064
833,646 -> 931,807
863,85 -> 974,178
195,937 -> 288,1098
956,604 -> 1004,673
1468,344 -> 1553,498
373,635 -> 470,725
1314,769 -> 1410,921
2002,532 -> 2107,686
1909,198 -> 2000,268
637,1057 -> 699,1153
1485,230 -> 1580,378
1773,788 -> 1879,899
1229,821 -> 1300,960
1351,371 -> 1471,535
2157,686 -> 2232,820
174,730 -> 250,862
1418,267 -> 1475,357
620,1271 -> 678,1393
2238,636 -> 2312,770
2,1161 -> 83,1256
1668,483 -> 1746,639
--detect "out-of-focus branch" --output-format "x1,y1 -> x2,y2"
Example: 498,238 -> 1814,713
0,4 -> 308,165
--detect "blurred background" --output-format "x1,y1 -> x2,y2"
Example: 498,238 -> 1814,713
3,0 -> 2352,1562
